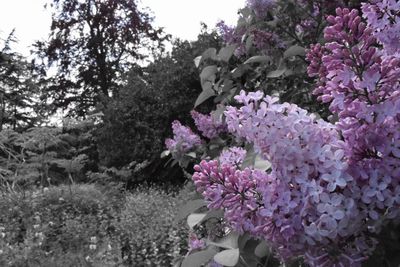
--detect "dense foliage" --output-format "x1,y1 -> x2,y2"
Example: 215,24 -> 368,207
0,183 -> 192,266
97,28 -> 222,167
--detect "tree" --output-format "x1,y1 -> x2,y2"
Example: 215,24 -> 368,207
96,27 -> 222,169
34,0 -> 167,116
0,31 -> 41,131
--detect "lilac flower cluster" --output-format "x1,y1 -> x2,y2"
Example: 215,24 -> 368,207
362,0 -> 400,55
251,29 -> 286,51
246,0 -> 276,18
191,110 -> 227,139
218,147 -> 247,166
216,21 -> 247,57
188,232 -> 206,252
165,120 -> 202,159
193,90 -> 378,266
216,21 -> 244,46
307,7 -> 400,225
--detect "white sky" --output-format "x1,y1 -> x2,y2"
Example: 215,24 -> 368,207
0,0 -> 246,56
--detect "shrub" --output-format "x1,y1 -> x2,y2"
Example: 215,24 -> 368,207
114,184 -> 193,266
0,182 -> 194,266
0,184 -> 122,266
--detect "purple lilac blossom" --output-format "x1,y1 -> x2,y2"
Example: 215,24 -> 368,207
216,20 -> 247,57
307,7 -> 400,226
246,0 -> 276,18
193,90 -> 375,266
191,110 -> 227,139
362,0 -> 400,55
219,147 -> 247,166
165,120 -> 202,159
188,233 -> 206,252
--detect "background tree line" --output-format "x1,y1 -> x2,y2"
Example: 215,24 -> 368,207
0,0 -> 223,187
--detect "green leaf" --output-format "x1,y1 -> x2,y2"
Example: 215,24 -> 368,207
213,248 -> 240,267
239,6 -> 252,18
160,150 -> 170,158
267,68 -> 287,78
181,247 -> 218,267
218,45 -> 236,62
283,45 -> 305,58
254,240 -> 270,258
244,55 -> 270,64
253,155 -> 271,171
199,209 -> 224,225
241,144 -> 256,169
200,65 -> 218,85
187,213 -> 207,229
245,35 -> 254,52
194,56 -> 202,68
201,80 -> 213,92
186,152 -> 196,158
211,105 -> 225,122
176,199 -> 207,221
201,48 -> 218,62
208,231 -> 239,249
195,89 -> 215,108
266,18 -> 278,28
231,64 -> 250,78
238,233 -> 253,250
221,79 -> 234,93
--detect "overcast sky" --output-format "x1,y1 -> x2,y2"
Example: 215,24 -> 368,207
0,0 -> 246,56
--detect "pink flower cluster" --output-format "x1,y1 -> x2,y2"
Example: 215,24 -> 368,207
362,0 -> 400,55
191,110 -> 227,139
194,90 -> 378,266
216,21 -> 247,57
165,120 -> 202,158
251,29 -> 286,51
218,146 -> 247,166
246,0 -> 276,18
188,232 -> 206,252
307,7 -> 400,224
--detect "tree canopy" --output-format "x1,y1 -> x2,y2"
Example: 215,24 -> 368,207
0,31 -> 41,131
34,0 -> 167,116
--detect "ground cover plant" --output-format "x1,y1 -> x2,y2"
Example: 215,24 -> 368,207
165,0 -> 400,266
0,183 -> 192,266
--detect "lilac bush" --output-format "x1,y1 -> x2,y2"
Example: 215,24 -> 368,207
168,1 -> 400,267
194,90 -> 375,266
307,6 -> 400,226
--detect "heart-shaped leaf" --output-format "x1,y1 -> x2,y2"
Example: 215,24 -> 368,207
176,199 -> 206,222
187,213 -> 207,229
213,248 -> 240,267
181,247 -> 218,267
